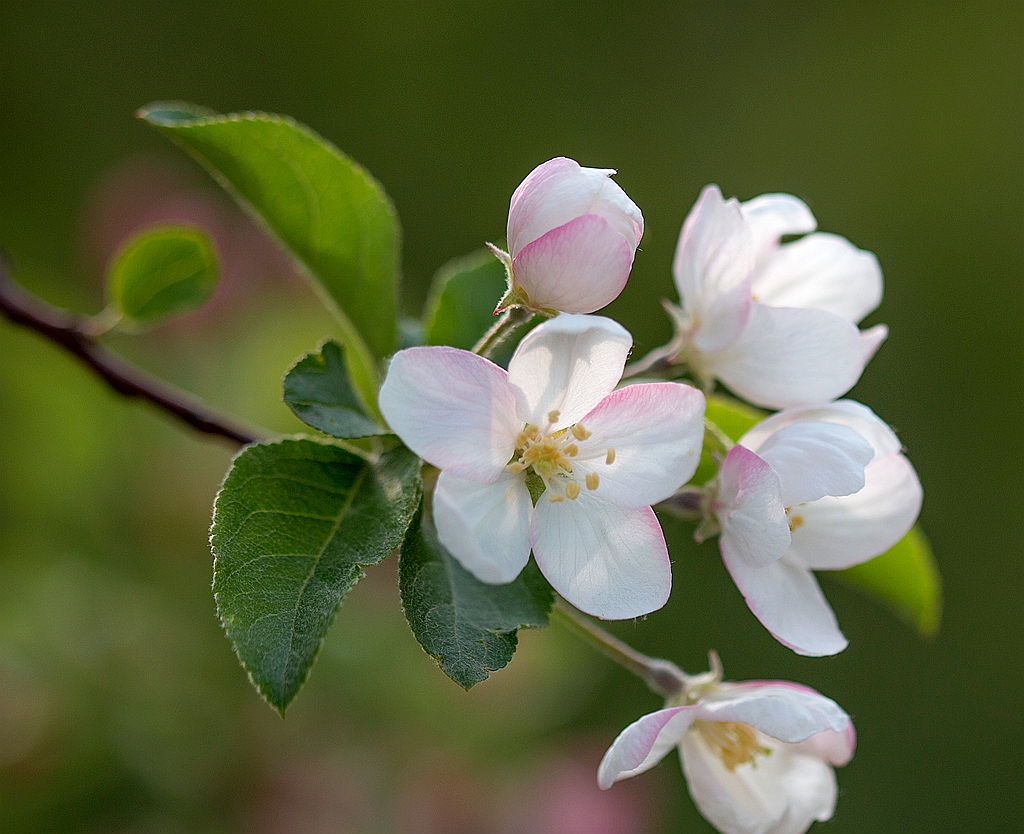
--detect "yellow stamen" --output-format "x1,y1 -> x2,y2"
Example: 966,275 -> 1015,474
506,462 -> 525,474
571,423 -> 592,441
695,721 -> 771,771
605,447 -> 616,465
563,443 -> 579,457
547,493 -> 564,503
565,481 -> 581,500
586,472 -> 600,490
548,409 -> 561,424
789,514 -> 804,532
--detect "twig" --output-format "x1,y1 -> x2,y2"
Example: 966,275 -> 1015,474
0,254 -> 265,448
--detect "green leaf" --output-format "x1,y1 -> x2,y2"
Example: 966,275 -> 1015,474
107,224 -> 219,325
690,394 -> 766,485
138,101 -> 400,415
211,439 -> 421,712
283,341 -> 388,439
833,525 -> 942,637
423,249 -> 508,350
399,506 -> 553,689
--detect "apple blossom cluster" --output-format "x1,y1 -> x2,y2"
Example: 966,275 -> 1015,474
377,157 -> 923,834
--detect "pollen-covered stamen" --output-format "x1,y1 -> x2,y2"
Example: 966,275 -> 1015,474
785,504 -> 807,532
695,720 -> 772,771
605,447 -> 616,465
505,419 -> 608,500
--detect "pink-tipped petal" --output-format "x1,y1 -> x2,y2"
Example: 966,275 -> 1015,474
673,185 -> 755,353
791,454 -> 923,570
379,347 -> 520,481
433,471 -> 533,584
715,445 -> 791,569
722,552 -> 848,656
570,382 -> 706,508
791,724 -> 857,768
751,232 -> 883,323
740,193 -> 817,260
511,213 -> 633,313
508,158 -> 641,257
709,304 -> 876,409
597,706 -> 697,789
696,683 -> 851,743
753,421 -> 874,507
532,498 -> 671,620
507,314 -> 632,429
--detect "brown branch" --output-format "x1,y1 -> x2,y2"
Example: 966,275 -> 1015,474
0,254 -> 265,448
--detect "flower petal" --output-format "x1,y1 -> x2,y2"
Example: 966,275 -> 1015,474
721,552 -> 848,656
433,471 -> 533,584
791,454 -> 923,570
715,445 -> 791,569
379,347 -> 520,481
532,497 -> 671,619
511,213 -> 633,313
680,732 -> 838,834
739,193 -> 817,260
570,382 -> 706,508
753,421 -> 874,507
507,314 -> 632,429
708,304 -> 883,409
790,724 -> 857,768
597,706 -> 697,789
698,682 -> 851,743
739,400 -> 902,457
751,232 -> 883,323
508,158 -> 642,256
673,185 -> 755,353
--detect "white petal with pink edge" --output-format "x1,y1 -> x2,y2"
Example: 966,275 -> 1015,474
696,682 -> 851,743
672,185 -> 755,353
597,706 -> 697,789
433,471 -> 533,584
569,382 -> 706,508
791,454 -> 923,570
507,314 -> 631,429
722,552 -> 848,656
715,445 -> 791,569
378,346 -> 521,482
751,232 -> 883,323
753,421 -> 873,507
709,303 -> 882,409
511,214 -> 633,313
531,497 -> 671,619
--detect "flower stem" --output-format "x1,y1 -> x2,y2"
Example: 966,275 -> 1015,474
472,306 -> 534,358
549,598 -> 688,698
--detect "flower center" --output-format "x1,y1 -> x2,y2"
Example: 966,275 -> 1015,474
694,720 -> 772,771
505,410 -> 615,502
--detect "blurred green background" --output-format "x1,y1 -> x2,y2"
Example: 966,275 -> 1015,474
1,2 -> 1020,832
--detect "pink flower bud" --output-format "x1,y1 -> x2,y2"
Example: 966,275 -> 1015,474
505,157 -> 643,314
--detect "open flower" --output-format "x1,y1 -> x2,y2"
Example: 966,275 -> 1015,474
709,400 -> 923,655
496,157 -> 644,314
378,314 -> 705,619
668,185 -> 886,409
598,668 -> 855,834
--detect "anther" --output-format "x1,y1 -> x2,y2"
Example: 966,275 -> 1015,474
788,514 -> 804,532
571,423 -> 592,441
507,462 -> 526,474
565,481 -> 581,500
605,447 -> 616,465
586,472 -> 600,490
547,409 -> 561,424
563,443 -> 579,457
547,493 -> 564,503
